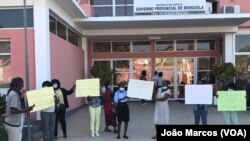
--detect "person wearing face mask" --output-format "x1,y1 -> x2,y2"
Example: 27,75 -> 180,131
114,83 -> 129,139
51,79 -> 75,139
152,80 -> 171,139
41,81 -> 59,141
103,82 -> 117,133
4,77 -> 34,141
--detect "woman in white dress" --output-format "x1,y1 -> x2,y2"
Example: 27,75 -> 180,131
152,80 -> 171,139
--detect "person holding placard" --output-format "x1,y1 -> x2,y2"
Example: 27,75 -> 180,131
114,83 -> 129,139
52,79 -> 75,139
193,80 -> 209,125
41,81 -> 59,141
152,80 -> 171,139
4,77 -> 34,141
222,82 -> 239,125
87,89 -> 103,137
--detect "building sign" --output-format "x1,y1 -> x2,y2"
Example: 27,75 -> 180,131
134,0 -> 206,15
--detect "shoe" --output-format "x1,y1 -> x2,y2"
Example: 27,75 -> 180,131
95,133 -> 100,136
91,133 -> 95,137
123,135 -> 129,139
152,135 -> 156,139
117,135 -> 120,139
63,134 -> 67,138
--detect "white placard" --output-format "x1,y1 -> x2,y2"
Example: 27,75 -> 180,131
134,0 -> 206,15
185,85 -> 213,104
127,79 -> 154,100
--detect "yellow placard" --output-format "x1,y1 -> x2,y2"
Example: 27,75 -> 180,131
26,87 -> 55,112
75,78 -> 100,97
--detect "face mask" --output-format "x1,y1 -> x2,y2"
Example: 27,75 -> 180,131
119,87 -> 125,91
53,84 -> 58,89
162,86 -> 168,89
107,85 -> 112,90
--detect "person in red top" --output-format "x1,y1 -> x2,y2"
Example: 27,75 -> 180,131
103,82 -> 117,133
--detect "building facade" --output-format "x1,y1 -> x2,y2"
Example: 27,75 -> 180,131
0,0 -> 250,115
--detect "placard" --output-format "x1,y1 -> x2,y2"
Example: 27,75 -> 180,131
185,85 -> 213,104
127,79 -> 154,100
26,87 -> 55,112
75,78 -> 100,97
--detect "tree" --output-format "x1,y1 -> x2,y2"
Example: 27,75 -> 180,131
90,64 -> 114,85
211,62 -> 237,90
0,95 -> 7,140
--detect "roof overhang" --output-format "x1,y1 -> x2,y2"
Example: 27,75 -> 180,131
74,13 -> 250,41
54,0 -> 87,18
75,13 -> 250,29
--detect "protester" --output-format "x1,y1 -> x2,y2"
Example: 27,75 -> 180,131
4,77 -> 34,141
193,81 -> 209,125
103,82 -> 117,133
41,81 -> 59,141
87,90 -> 102,137
114,83 -> 129,139
152,80 -> 171,139
222,82 -> 239,124
52,79 -> 75,139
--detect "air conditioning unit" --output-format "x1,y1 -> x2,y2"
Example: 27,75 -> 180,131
223,5 -> 240,13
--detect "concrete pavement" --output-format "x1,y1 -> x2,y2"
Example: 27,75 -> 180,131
39,101 -> 250,141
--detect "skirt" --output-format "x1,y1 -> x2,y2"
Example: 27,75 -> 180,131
116,102 -> 129,122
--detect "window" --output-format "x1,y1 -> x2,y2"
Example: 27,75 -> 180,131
133,41 -> 151,52
112,42 -> 130,52
93,7 -> 113,17
91,0 -> 112,5
236,55 -> 250,89
92,0 -> 134,17
197,40 -> 215,50
156,41 -> 174,51
155,58 -> 174,84
115,0 -> 133,4
0,40 -> 11,88
197,57 -> 215,84
93,42 -> 111,52
236,35 -> 250,52
49,16 -> 56,34
176,40 -> 194,51
68,29 -> 76,46
49,15 -> 81,47
57,21 -> 67,40
115,6 -> 133,16
0,9 -> 33,28
93,60 -> 110,68
113,60 -> 130,85
133,58 -> 151,80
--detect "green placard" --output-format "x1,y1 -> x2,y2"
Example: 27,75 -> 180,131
217,91 -> 246,111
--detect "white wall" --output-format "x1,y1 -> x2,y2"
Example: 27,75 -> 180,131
0,0 -> 33,7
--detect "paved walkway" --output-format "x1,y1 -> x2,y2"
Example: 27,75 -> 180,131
39,101 -> 250,141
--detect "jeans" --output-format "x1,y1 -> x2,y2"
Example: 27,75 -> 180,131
222,111 -> 239,125
41,112 -> 55,141
193,109 -> 208,125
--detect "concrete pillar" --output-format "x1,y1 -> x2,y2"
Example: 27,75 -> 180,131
34,0 -> 50,120
224,33 -> 235,64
